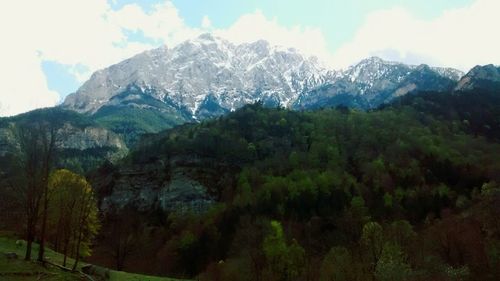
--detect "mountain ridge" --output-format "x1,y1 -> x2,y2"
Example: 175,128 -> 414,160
63,33 -> 329,117
62,33 -> 465,120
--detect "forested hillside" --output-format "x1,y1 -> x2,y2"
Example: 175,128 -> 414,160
88,87 -> 500,280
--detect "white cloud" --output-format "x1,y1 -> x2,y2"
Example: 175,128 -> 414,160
0,48 -> 59,116
201,15 -> 212,29
331,0 -> 500,70
214,10 -> 333,66
109,2 -> 200,48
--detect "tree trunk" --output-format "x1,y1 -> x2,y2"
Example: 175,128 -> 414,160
72,221 -> 84,271
115,247 -> 120,270
24,180 -> 37,261
37,187 -> 49,263
115,244 -> 125,270
117,255 -> 123,271
72,192 -> 90,272
54,214 -> 63,252
38,131 -> 53,263
25,231 -> 33,260
63,238 -> 69,267
25,215 -> 36,260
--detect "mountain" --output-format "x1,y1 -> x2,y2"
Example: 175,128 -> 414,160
455,64 -> 500,91
63,33 -> 329,117
294,57 -> 463,109
62,34 -> 463,126
393,64 -> 500,141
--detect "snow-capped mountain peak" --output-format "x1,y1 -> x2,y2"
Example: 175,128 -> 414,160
62,34 -> 464,120
63,33 -> 328,116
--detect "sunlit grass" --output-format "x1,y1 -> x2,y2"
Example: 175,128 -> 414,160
0,233 -> 190,281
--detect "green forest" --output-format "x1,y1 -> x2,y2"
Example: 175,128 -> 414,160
89,87 -> 500,280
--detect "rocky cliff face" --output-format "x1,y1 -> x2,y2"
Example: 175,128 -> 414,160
0,125 -> 16,157
57,123 -> 126,150
92,156 -> 216,214
0,108 -> 128,172
56,123 -> 128,165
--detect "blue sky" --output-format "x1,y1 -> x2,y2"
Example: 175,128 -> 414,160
1,0 -> 498,116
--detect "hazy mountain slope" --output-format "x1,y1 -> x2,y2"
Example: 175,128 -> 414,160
455,64 -> 500,91
293,58 -> 462,110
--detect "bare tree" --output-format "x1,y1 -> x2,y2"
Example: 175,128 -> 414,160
37,123 -> 57,263
16,119 -> 58,262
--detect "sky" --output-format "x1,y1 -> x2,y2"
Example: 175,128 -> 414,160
1,0 -> 499,116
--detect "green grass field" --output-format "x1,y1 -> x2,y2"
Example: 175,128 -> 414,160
0,251 -> 81,281
0,233 -> 190,281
